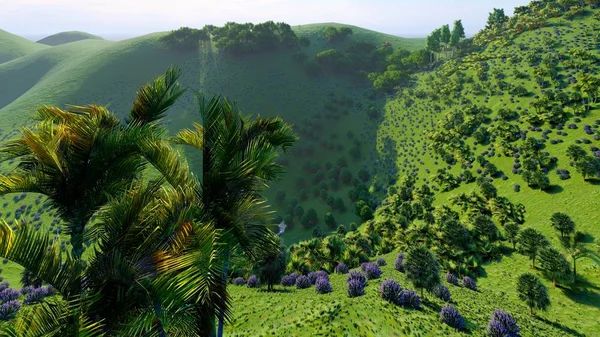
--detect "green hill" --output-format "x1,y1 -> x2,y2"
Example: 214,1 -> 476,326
0,29 -> 48,64
36,31 -> 104,46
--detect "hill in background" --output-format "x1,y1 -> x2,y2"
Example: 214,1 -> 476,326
36,31 -> 104,46
0,29 -> 48,64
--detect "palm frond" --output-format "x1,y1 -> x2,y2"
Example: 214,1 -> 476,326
172,122 -> 204,150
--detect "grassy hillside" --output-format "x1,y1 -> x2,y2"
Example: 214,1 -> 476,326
0,29 -> 48,64
36,31 -> 104,46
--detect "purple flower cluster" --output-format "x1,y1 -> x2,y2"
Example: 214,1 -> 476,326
446,273 -> 458,285
20,286 -> 33,295
398,289 -> 421,309
487,310 -> 520,337
395,253 -> 405,272
24,287 -> 51,305
335,263 -> 349,274
462,276 -> 477,290
361,262 -> 382,280
0,288 -> 20,303
440,305 -> 464,330
379,279 -> 402,304
0,282 -> 9,292
308,270 -> 329,284
280,273 -> 298,287
295,275 -> 311,289
233,277 -> 245,286
315,277 -> 332,294
376,257 -> 387,266
347,271 -> 367,298
0,300 -> 20,320
246,275 -> 260,288
433,284 -> 451,302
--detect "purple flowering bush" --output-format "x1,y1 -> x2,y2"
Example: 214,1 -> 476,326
308,270 -> 329,284
361,262 -> 382,280
233,277 -> 245,286
488,310 -> 520,337
315,277 -> 332,294
433,284 -> 451,302
281,273 -> 298,287
24,287 -> 50,305
295,275 -> 311,289
0,289 -> 20,303
462,276 -> 477,290
376,257 -> 387,266
347,271 -> 367,297
0,283 -> 9,292
440,305 -> 464,330
398,289 -> 421,309
246,275 -> 260,288
0,300 -> 20,320
446,273 -> 458,285
395,253 -> 405,272
379,279 -> 402,304
335,263 -> 349,274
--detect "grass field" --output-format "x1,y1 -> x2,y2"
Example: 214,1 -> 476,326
0,29 -> 48,64
36,31 -> 104,46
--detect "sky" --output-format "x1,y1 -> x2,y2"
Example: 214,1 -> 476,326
1,0 -> 530,41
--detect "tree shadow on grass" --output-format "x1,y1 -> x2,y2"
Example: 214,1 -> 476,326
258,288 -> 294,294
535,316 -> 586,337
545,185 -> 563,194
559,276 -> 600,308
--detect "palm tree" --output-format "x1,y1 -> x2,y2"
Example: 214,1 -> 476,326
173,94 -> 297,336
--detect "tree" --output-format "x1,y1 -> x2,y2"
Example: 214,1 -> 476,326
254,237 -> 287,291
550,212 -> 576,238
518,228 -> 549,268
450,20 -> 465,47
522,169 -> 550,190
404,245 -> 440,297
440,24 -> 451,45
471,214 -> 498,241
539,247 -> 571,286
517,273 -> 551,315
573,155 -> 600,180
302,208 -> 319,228
324,212 -> 336,228
487,8 -> 508,29
504,222 -> 520,249
477,177 -> 497,199
560,231 -> 596,283
566,144 -> 587,162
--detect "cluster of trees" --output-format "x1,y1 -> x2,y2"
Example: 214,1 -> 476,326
323,26 -> 353,44
425,20 -> 467,63
0,67 -> 297,336
159,26 -> 210,51
566,144 -> 600,180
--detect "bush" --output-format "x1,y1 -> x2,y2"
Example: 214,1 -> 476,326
446,272 -> 458,285
361,262 -> 382,279
23,287 -> 49,304
395,253 -> 405,272
19,286 -> 33,295
462,276 -> 477,290
433,284 -> 451,302
246,275 -> 261,288
280,273 -> 298,287
0,300 -> 20,320
376,257 -> 387,266
295,275 -> 311,289
0,289 -> 20,303
379,279 -> 402,304
488,310 -> 520,337
335,263 -> 349,274
440,305 -> 464,330
308,270 -> 329,284
315,277 -> 333,294
233,277 -> 245,286
398,289 -> 421,309
347,271 -> 367,297
0,283 -> 9,292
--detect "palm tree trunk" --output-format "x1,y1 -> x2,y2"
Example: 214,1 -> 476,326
217,254 -> 230,337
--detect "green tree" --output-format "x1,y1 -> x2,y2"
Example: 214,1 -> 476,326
404,245 -> 440,297
574,155 -> 600,180
337,224 -> 347,235
560,231 -> 596,283
517,273 -> 551,315
550,212 -> 576,238
324,212 -> 336,228
504,222 -> 520,249
471,214 -> 498,241
486,8 -> 508,29
539,247 -> 571,286
450,20 -> 465,47
254,237 -> 287,291
566,144 -> 587,162
518,228 -> 549,268
302,208 -> 319,228
440,24 -> 451,45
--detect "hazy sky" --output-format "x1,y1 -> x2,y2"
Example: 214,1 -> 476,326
2,0 -> 530,40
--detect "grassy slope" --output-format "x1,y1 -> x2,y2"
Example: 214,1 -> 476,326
0,27 -> 424,287
36,31 -> 104,46
0,29 -> 48,64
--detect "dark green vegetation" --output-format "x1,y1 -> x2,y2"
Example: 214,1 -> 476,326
36,31 -> 104,46
0,0 -> 600,335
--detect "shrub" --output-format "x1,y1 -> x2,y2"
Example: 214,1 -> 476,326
433,284 -> 451,302
233,277 -> 245,286
379,279 -> 402,304
398,289 -> 421,309
0,283 -> 9,292
347,271 -> 367,297
0,289 -> 20,303
246,275 -> 261,288
361,262 -> 382,279
462,276 -> 477,290
19,286 -> 33,295
440,305 -> 464,330
335,263 -> 349,274
376,257 -> 387,266
446,272 -> 458,285
315,277 -> 333,294
280,273 -> 298,287
24,287 -> 48,304
0,300 -> 20,320
308,270 -> 329,284
395,253 -> 405,272
295,275 -> 311,289
488,310 -> 520,337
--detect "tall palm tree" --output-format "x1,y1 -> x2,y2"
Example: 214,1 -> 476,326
173,93 -> 297,336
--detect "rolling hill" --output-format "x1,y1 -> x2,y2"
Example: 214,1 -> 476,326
0,29 -> 48,64
36,31 -> 104,46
